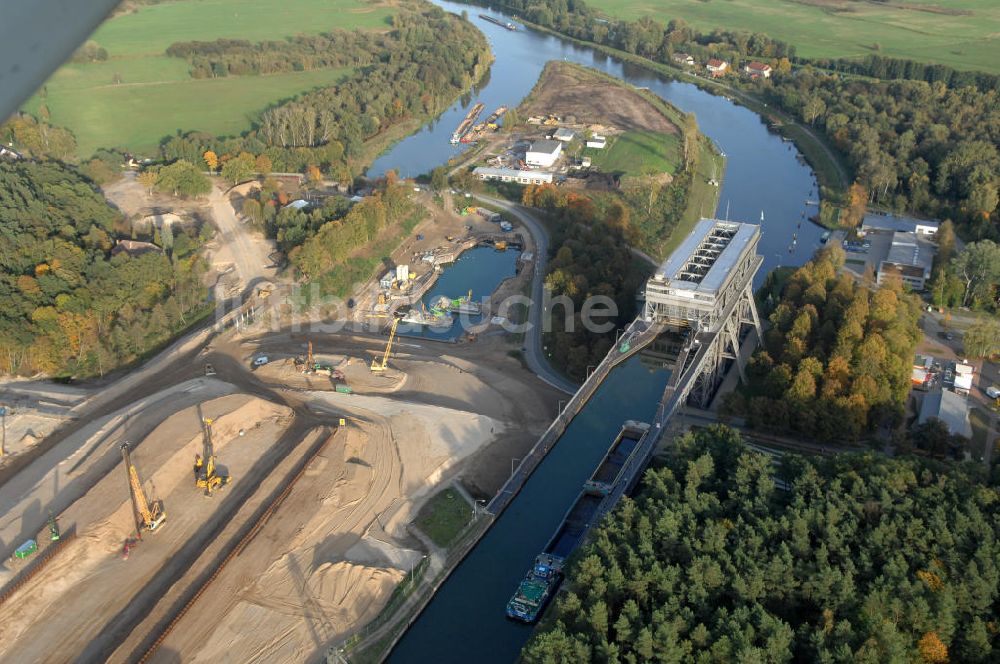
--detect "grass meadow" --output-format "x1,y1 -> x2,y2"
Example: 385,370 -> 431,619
26,0 -> 394,158
586,0 -> 1000,74
584,130 -> 682,177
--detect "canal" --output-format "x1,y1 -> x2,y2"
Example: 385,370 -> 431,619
399,245 -> 520,341
377,3 -> 822,661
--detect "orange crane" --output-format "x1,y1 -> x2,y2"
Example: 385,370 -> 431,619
121,442 -> 165,534
194,418 -> 231,496
371,316 -> 401,372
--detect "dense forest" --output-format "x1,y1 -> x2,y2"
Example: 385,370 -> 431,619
486,0 -> 1000,236
156,6 -> 491,179
0,162 -> 209,377
520,184 -> 648,379
524,425 -> 999,663
724,247 -> 922,441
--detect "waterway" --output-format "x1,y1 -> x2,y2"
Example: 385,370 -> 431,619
380,3 -> 823,661
399,245 -> 519,341
370,1 -> 823,286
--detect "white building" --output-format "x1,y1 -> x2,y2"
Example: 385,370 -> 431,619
473,166 -> 553,185
862,213 -> 939,236
706,59 -> 729,77
954,363 -> 974,396
586,135 -> 606,149
744,61 -> 773,79
876,231 -> 935,291
551,127 -> 575,142
525,140 -> 562,167
282,199 -> 310,210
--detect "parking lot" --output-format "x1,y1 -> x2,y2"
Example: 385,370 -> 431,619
840,229 -> 894,279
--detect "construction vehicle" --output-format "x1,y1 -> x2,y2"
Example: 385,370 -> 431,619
121,442 -> 166,534
194,418 -> 231,496
371,316 -> 401,372
47,512 -> 60,541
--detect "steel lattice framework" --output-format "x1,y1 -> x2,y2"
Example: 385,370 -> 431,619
643,218 -> 763,408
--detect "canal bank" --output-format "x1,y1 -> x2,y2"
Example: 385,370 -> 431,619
359,3 -> 826,661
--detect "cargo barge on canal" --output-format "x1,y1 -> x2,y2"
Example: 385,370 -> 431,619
479,14 -> 517,30
450,102 -> 485,144
506,421 -> 649,622
460,106 -> 509,143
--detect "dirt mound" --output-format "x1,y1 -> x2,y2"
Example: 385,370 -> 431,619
521,60 -> 678,134
188,560 -> 400,664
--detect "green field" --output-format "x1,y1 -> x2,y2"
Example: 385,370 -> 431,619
414,487 -> 473,549
587,0 -> 1000,74
27,0 -> 394,158
584,130 -> 681,177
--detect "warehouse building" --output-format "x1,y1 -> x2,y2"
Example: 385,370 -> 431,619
473,167 -> 553,185
525,140 -> 562,167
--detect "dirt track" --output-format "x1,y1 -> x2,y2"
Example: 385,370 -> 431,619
521,60 -> 678,134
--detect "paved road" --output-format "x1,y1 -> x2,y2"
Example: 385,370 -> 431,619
472,194 -> 579,395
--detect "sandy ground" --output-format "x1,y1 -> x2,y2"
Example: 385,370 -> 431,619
0,379 -> 89,454
521,60 -> 678,134
0,378 -> 238,572
252,354 -> 408,394
146,387 -> 500,663
0,394 -> 291,662
145,422 -> 420,663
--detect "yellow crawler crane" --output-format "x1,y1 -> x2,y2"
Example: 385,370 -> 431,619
194,418 -> 231,496
371,316 -> 401,372
121,442 -> 166,534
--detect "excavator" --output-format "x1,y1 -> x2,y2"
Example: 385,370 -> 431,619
122,442 -> 166,535
370,316 -> 401,372
194,418 -> 231,496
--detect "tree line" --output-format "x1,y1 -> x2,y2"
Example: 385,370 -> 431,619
521,184 -> 648,379
0,161 -> 209,377
723,246 -> 922,442
523,424 -> 999,663
165,31 -> 376,78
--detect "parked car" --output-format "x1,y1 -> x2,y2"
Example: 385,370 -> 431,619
253,356 -> 269,367
987,385 -> 1000,399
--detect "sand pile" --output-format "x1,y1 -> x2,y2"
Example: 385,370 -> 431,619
187,561 -> 401,664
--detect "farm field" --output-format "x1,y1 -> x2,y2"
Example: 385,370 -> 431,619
586,0 -> 1000,74
584,130 -> 681,177
26,0 -> 394,158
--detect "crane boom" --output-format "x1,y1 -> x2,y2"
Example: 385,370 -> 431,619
121,442 -> 165,533
129,465 -> 154,526
371,317 -> 401,372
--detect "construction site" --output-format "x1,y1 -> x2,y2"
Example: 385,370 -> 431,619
0,305 -> 561,662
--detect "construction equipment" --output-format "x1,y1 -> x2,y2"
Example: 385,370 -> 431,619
194,418 -> 231,496
371,316 -> 401,372
47,512 -> 60,541
121,442 -> 166,534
